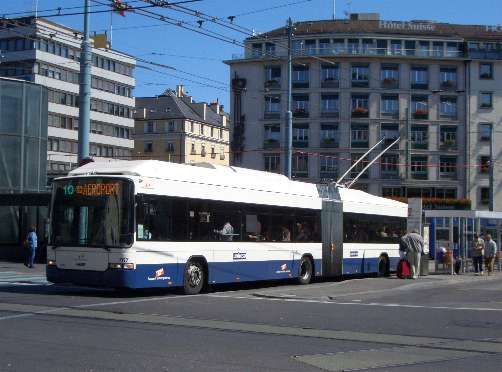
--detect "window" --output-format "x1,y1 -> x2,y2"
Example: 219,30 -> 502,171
200,125 -> 204,135
305,40 -> 316,55
211,147 -> 216,159
251,43 -> 262,57
479,63 -> 493,79
166,142 -> 175,152
264,124 -> 280,148
292,154 -> 308,178
264,95 -> 281,117
264,154 -> 280,173
439,157 -> 457,179
480,156 -> 490,174
411,67 -> 428,89
382,187 -> 403,198
144,142 -> 153,153
362,39 -> 375,55
390,40 -> 402,55
480,92 -> 493,108
321,64 -> 339,87
320,124 -> 339,147
479,123 -> 492,141
480,187 -> 489,204
344,213 -> 406,244
167,121 -> 175,132
292,65 -> 309,88
381,64 -> 399,88
411,156 -> 428,179
319,39 -> 330,53
381,95 -> 399,116
332,39 -> 345,54
292,94 -> 309,117
380,123 -> 399,148
411,125 -> 428,149
351,64 -> 369,87
144,121 -> 154,134
321,94 -> 339,115
432,41 -> 443,57
436,189 -> 457,199
265,42 -> 275,56
376,39 -> 387,55
417,41 -> 430,57
293,124 -> 309,147
348,39 -> 359,54
381,154 -> 399,178
320,156 -> 337,179
210,127 -> 214,138
201,145 -> 206,157
440,96 -> 457,118
446,42 -> 460,57
412,95 -> 428,119
351,94 -> 369,117
440,67 -> 457,89
191,143 -> 196,155
351,124 -> 369,148
440,126 -> 457,149
404,40 -> 416,56
264,66 -> 281,87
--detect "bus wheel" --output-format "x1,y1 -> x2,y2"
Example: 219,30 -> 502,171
183,260 -> 205,295
298,256 -> 313,285
377,255 -> 389,277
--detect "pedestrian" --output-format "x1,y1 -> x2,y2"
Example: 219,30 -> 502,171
472,234 -> 485,275
402,230 -> 424,279
25,225 -> 38,268
215,220 -> 234,241
484,234 -> 498,275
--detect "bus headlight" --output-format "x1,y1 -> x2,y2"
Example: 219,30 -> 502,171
47,260 -> 56,266
109,263 -> 135,270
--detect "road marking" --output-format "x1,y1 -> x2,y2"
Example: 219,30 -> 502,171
208,293 -> 502,312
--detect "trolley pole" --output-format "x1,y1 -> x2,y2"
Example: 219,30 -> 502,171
78,0 -> 91,163
285,17 -> 293,179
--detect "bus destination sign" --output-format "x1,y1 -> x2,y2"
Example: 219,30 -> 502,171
63,182 -> 120,197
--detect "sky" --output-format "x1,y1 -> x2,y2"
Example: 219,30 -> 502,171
4,0 -> 502,109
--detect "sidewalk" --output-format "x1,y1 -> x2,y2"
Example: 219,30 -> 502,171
0,260 -> 45,275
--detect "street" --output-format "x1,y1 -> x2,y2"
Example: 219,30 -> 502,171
1,264 -> 502,371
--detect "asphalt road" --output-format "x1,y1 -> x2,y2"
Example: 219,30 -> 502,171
1,265 -> 502,371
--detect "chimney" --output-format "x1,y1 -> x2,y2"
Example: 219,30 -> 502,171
203,103 -> 207,121
175,84 -> 185,97
209,98 -> 220,114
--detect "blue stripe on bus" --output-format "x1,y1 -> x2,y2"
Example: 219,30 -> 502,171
47,258 -> 324,289
342,257 -> 400,275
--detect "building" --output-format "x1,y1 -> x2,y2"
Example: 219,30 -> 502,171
134,86 -> 230,165
0,17 -> 135,184
0,77 -> 49,259
225,14 -> 502,210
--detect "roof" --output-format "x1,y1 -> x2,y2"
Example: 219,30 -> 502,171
252,19 -> 502,42
66,160 -> 407,215
135,91 -> 223,126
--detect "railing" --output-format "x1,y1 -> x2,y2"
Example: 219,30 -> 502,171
233,47 -> 464,60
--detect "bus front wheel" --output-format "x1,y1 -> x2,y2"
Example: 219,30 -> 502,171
183,260 -> 205,295
298,256 -> 313,285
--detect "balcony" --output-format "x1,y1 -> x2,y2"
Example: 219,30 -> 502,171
352,80 -> 369,88
439,140 -> 457,151
381,170 -> 399,179
320,110 -> 339,118
293,139 -> 309,148
413,109 -> 429,120
440,80 -> 457,91
351,107 -> 369,118
264,79 -> 281,90
264,111 -> 280,120
321,78 -> 339,88
411,140 -> 428,150
381,77 -> 399,89
320,171 -> 337,180
263,138 -> 280,149
292,81 -> 309,89
411,82 -> 428,90
411,171 -> 428,180
320,137 -> 339,148
439,111 -> 458,120
293,108 -> 309,118
440,171 -> 457,180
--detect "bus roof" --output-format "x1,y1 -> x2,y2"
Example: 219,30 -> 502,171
67,160 -> 407,216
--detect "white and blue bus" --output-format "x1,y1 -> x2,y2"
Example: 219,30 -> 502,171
46,160 -> 407,294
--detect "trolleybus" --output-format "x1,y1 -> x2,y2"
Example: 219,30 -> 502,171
47,160 -> 407,294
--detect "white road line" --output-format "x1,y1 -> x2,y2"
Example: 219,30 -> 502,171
207,294 -> 502,312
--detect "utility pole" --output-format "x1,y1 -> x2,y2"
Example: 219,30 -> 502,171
489,123 -> 494,211
78,0 -> 91,163
285,17 -> 293,179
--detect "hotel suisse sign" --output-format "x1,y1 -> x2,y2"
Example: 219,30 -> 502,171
379,21 -> 436,32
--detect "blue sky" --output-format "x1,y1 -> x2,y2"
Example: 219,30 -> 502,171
5,0 -> 502,108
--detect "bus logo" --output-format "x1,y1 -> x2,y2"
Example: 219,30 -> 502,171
233,252 -> 247,260
275,264 -> 291,274
147,267 -> 170,281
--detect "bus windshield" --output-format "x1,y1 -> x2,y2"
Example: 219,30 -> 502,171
51,178 -> 134,248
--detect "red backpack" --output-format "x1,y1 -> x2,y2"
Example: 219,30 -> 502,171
397,259 -> 411,279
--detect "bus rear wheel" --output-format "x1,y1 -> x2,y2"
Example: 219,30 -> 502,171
298,257 -> 313,285
183,260 -> 205,295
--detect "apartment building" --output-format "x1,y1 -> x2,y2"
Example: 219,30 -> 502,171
0,17 -> 135,183
225,14 -> 502,210
134,86 -> 230,165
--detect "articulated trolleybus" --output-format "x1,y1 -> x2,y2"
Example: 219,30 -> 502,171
47,161 -> 407,294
